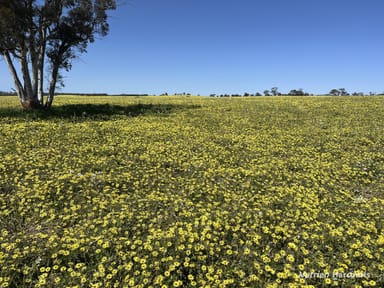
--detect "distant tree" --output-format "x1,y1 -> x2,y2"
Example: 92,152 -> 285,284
0,0 -> 116,109
329,88 -> 349,96
271,87 -> 279,96
288,89 -> 305,96
329,89 -> 340,96
263,90 -> 270,96
339,88 -> 349,96
255,92 -> 262,96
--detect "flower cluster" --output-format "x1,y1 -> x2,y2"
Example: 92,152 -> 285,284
0,95 -> 383,287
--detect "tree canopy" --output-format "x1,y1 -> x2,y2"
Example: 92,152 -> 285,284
0,0 -> 116,109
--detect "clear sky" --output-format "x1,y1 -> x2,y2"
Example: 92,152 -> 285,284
1,0 -> 383,95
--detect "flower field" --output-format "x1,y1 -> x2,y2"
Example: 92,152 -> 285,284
0,95 -> 383,288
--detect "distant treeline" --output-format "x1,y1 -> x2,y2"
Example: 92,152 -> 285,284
209,93 -> 384,97
56,93 -> 150,97
0,91 -> 17,96
209,88 -> 384,97
1,90 -> 383,97
0,92 -> 149,96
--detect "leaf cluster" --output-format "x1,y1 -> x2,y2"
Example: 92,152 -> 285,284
0,0 -> 116,69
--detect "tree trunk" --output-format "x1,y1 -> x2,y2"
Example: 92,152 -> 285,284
4,52 -> 27,104
30,38 -> 39,105
45,64 -> 59,109
37,63 -> 45,105
5,51 -> 44,110
20,48 -> 43,109
37,27 -> 47,105
20,50 -> 34,99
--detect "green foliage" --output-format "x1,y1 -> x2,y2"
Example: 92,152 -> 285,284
0,96 -> 383,287
0,0 -> 116,108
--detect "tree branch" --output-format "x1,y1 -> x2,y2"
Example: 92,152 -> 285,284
4,51 -> 25,101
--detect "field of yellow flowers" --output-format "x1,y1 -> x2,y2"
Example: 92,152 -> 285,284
0,95 -> 383,288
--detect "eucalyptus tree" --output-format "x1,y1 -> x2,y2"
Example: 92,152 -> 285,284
0,0 -> 116,109
270,87 -> 279,96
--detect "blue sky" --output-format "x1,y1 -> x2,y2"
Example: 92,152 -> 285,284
1,0 -> 383,95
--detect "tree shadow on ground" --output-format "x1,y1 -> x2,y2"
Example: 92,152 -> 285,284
0,103 -> 201,121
